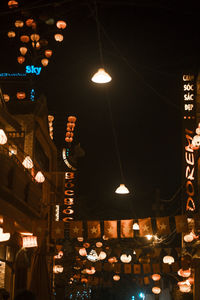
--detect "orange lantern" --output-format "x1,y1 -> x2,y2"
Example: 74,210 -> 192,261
79,248 -> 87,256
32,42 -> 40,49
98,251 -> 107,260
113,275 -> 120,281
8,31 -> 16,38
108,257 -> 117,263
163,255 -> 174,265
120,254 -> 132,263
54,251 -> 63,259
83,243 -> 90,248
20,35 -> 30,43
31,33 -> 40,42
41,58 -> 49,67
53,265 -> 63,274
68,116 -> 77,123
15,20 -> 24,27
152,287 -> 161,295
96,241 -> 103,248
31,22 -> 37,30
77,237 -> 84,242
65,137 -> 73,143
16,92 -> 26,99
54,33 -> 64,42
81,278 -> 88,283
56,20 -> 67,29
3,94 -> 10,102
178,268 -> 191,278
22,156 -> 33,169
35,171 -> 45,183
86,267 -> 95,275
26,19 -> 34,27
63,208 -> 74,215
179,284 -> 191,293
17,56 -> 25,64
20,47 -> 27,56
8,1 -> 18,8
45,49 -> 52,58
152,274 -> 161,281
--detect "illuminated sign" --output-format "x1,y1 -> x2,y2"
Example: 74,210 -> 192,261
26,65 -> 41,75
22,236 -> 38,248
62,171 -> 75,222
0,65 -> 42,78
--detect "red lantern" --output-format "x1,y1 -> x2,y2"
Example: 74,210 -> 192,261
54,33 -> 64,42
68,116 -> 77,123
17,56 -> 25,64
20,47 -> 27,56
45,49 -> 52,58
26,19 -> 34,27
8,31 -> 16,38
20,35 -> 30,43
17,92 -> 26,99
56,20 -> 67,29
41,58 -> 49,67
15,20 -> 24,27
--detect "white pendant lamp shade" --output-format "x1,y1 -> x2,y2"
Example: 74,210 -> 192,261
115,184 -> 129,194
22,156 -> 33,169
91,68 -> 112,84
0,129 -> 7,145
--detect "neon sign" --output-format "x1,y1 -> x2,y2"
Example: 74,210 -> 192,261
26,65 -> 41,75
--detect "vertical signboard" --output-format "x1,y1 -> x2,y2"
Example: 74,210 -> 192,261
183,74 -> 197,213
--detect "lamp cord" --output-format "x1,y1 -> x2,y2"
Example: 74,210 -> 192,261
94,0 -> 104,67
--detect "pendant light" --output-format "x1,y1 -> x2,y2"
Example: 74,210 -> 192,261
91,68 -> 112,84
0,129 -> 7,145
115,183 -> 129,194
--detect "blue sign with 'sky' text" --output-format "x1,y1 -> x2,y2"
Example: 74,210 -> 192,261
26,65 -> 42,75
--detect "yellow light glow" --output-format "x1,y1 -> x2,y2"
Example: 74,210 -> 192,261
91,68 -> 112,84
145,234 -> 153,240
115,184 -> 129,194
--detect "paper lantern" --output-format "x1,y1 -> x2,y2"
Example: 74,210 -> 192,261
68,116 -> 77,123
83,243 -> 90,248
113,275 -> 120,281
15,20 -> 24,27
56,20 -> 67,29
41,58 -> 49,67
32,42 -> 40,49
48,115 -> 54,122
98,251 -> 107,260
0,130 -> 7,145
26,19 -> 34,27
35,171 -> 45,183
20,35 -> 30,43
86,267 -> 95,275
8,1 -> 18,9
96,241 -> 103,248
91,68 -> 112,84
77,237 -> 84,242
22,156 -> 33,169
178,268 -> 191,278
17,91 -> 26,99
152,287 -> 161,295
53,265 -> 63,274
152,274 -> 161,281
108,257 -> 117,263
31,33 -> 40,42
17,56 -> 25,64
3,94 -> 10,102
65,137 -> 73,143
79,248 -> 87,256
179,284 -> 191,293
163,255 -> 174,265
8,31 -> 16,38
87,249 -> 99,262
20,47 -> 27,55
120,254 -> 132,263
54,33 -> 64,42
45,49 -> 52,58
0,228 -> 10,242
54,251 -> 63,259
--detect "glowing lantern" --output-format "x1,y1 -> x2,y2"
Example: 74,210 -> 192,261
0,129 -> 7,145
86,267 -> 95,275
79,248 -> 87,256
54,251 -> 63,259
45,49 -> 52,58
65,137 -> 73,143
96,241 -> 102,248
53,265 -> 63,274
17,56 -> 25,64
41,58 -> 49,67
15,20 -> 24,27
56,20 -> 67,29
17,92 -> 26,99
179,284 -> 191,293
152,274 -> 161,281
26,19 -> 34,27
83,243 -> 90,248
98,251 -> 107,260
163,255 -> 174,265
87,249 -> 99,262
0,228 -> 10,242
32,42 -> 40,49
22,236 -> 37,248
35,171 -> 45,183
113,275 -> 120,281
68,116 -> 77,123
48,115 -> 54,122
22,156 -> 33,169
108,257 -> 117,263
115,184 -> 129,194
133,222 -> 139,230
120,254 -> 132,263
178,269 -> 191,278
81,278 -> 88,283
152,287 -> 161,295
20,47 -> 27,56
31,33 -> 40,42
54,33 -> 64,42
3,94 -> 10,102
77,237 -> 84,242
20,35 -> 30,43
188,277 -> 194,285
8,31 -> 15,38
91,68 -> 112,84
8,1 -> 18,8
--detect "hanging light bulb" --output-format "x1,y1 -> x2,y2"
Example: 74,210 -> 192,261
91,68 -> 112,84
35,171 -> 45,183
0,129 -> 7,145
22,156 -> 33,169
115,184 -> 129,194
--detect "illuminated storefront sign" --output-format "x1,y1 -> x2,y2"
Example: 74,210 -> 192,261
26,65 -> 41,75
183,74 -> 197,212
0,65 -> 42,78
62,171 -> 75,222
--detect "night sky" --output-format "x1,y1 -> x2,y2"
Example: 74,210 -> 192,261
1,1 -> 200,219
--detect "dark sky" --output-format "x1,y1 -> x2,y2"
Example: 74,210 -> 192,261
1,0 -> 200,219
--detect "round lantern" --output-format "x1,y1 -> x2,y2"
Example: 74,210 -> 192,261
54,33 -> 64,42
163,255 -> 174,265
8,31 -> 16,38
178,268 -> 191,278
56,20 -> 67,29
15,20 -> 24,27
31,33 -> 40,42
53,265 -> 63,274
45,49 -> 52,58
0,130 -> 7,145
22,156 -> 33,169
68,116 -> 77,123
17,92 -> 26,99
86,267 -> 95,275
79,248 -> 87,257
41,58 -> 49,67
26,19 -> 34,27
8,1 -> 18,9
96,241 -> 103,248
81,278 -> 88,283
54,251 -> 63,259
20,35 -> 30,43
32,42 -> 40,49
3,94 -> 10,102
120,254 -> 132,263
35,171 -> 45,183
98,251 -> 107,260
179,284 -> 191,293
77,237 -> 84,242
152,287 -> 161,295
20,47 -> 27,56
152,274 -> 161,281
113,275 -> 120,281
17,56 -> 25,64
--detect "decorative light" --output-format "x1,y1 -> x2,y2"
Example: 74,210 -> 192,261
30,34 -> 40,42
178,268 -> 191,278
45,49 -> 53,58
17,56 -> 25,64
15,20 -> 24,28
54,251 -> 63,259
83,242 -> 90,248
152,287 -> 161,295
87,249 -> 99,262
3,94 -> 10,102
179,284 -> 191,293
20,47 -> 27,56
54,33 -> 64,42
133,222 -> 139,230
79,248 -> 87,257
152,274 -> 161,281
53,265 -> 63,274
113,275 -> 120,281
41,58 -> 49,67
8,1 -> 18,8
77,237 -> 84,242
8,31 -> 16,38
20,35 -> 30,43
163,255 -> 175,265
56,20 -> 67,29
26,19 -> 34,27
0,228 -> 10,242
120,254 -> 132,263
68,116 -> 77,123
91,68 -> 112,84
35,171 -> 45,183
108,256 -> 118,263
98,251 -> 107,260
115,184 -> 129,194
145,234 -> 153,240
22,156 -> 33,169
22,236 -> 37,248
0,129 -> 7,145
96,241 -> 103,248
86,267 -> 95,275
16,91 -> 26,99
